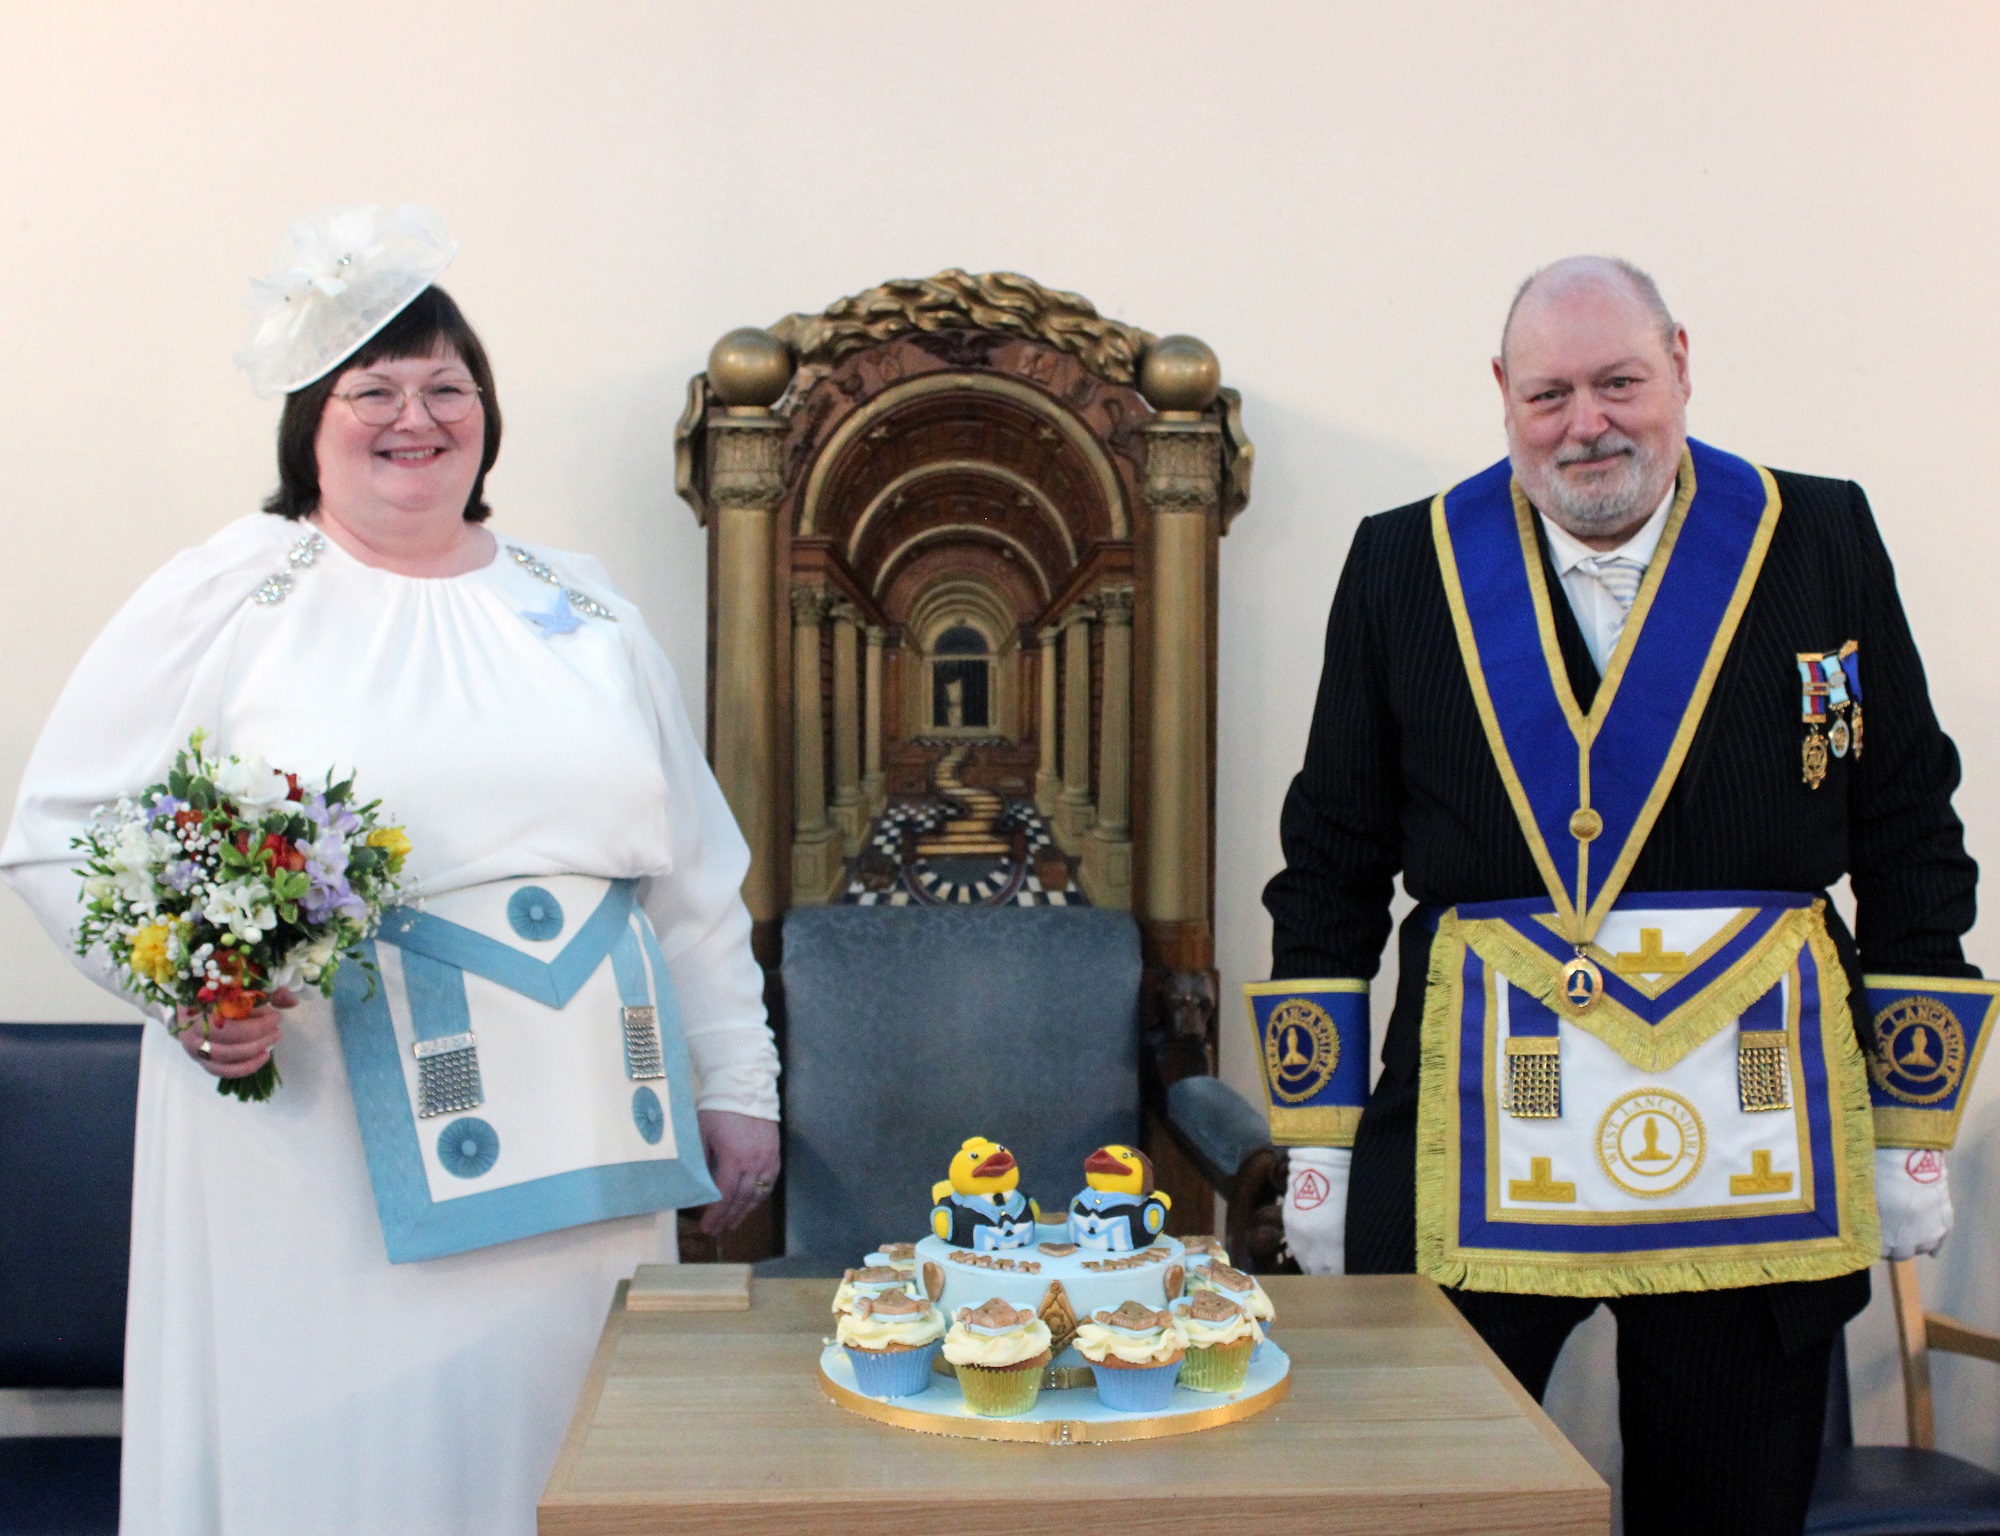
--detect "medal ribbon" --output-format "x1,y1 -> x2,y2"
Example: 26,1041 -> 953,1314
1431,439 -> 1782,948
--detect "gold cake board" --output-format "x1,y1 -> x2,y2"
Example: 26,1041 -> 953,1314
816,1342 -> 1290,1444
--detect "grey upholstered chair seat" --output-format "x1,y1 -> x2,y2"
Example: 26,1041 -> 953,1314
774,906 -> 1142,1274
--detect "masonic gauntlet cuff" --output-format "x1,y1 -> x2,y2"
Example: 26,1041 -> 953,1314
1245,980 -> 1370,1147
1863,975 -> 1999,1149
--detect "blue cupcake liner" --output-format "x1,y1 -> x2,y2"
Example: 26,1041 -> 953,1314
1091,1358 -> 1183,1412
845,1340 -> 940,1399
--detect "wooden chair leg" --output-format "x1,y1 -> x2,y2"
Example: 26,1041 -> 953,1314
1889,1257 -> 1936,1450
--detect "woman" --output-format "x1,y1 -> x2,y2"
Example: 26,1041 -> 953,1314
0,205 -> 779,1535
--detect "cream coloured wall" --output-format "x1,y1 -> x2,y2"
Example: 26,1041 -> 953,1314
3,0 -> 1996,1485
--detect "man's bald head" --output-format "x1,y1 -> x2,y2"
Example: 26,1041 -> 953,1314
1501,256 -> 1676,365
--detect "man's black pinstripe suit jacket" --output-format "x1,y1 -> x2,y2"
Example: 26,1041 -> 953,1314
1262,463 -> 1979,1347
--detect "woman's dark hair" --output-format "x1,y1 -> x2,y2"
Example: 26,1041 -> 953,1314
261,285 -> 502,522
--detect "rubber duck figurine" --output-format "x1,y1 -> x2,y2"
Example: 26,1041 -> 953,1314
1068,1143 -> 1172,1251
930,1136 -> 1036,1251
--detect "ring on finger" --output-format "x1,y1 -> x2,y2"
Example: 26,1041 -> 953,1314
199,1038 -> 213,1059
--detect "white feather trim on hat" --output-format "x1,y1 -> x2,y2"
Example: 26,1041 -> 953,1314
235,204 -> 458,399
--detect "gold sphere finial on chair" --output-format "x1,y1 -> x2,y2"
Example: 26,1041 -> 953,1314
1137,334 -> 1221,416
707,327 -> 793,410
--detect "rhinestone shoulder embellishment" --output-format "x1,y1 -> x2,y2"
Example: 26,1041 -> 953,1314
249,531 -> 327,607
505,544 -> 617,622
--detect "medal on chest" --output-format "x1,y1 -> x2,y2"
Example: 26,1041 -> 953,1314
1797,644 -> 1863,790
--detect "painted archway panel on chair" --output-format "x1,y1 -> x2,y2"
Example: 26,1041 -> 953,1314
676,271 -> 1266,1262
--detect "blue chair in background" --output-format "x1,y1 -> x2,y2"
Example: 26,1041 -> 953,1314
1808,1259 -> 2000,1536
768,906 -> 1277,1274
0,1023 -> 139,1536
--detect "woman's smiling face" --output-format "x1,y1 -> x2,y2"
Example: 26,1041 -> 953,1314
313,349 -> 485,524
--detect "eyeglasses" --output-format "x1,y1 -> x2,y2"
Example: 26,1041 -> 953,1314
332,379 -> 483,427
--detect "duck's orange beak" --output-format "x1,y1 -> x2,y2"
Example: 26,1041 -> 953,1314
972,1149 -> 1016,1178
1084,1147 -> 1130,1177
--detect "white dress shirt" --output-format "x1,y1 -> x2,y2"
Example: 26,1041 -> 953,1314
1539,485 -> 1676,674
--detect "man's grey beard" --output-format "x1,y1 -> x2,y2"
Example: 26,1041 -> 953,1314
1513,430 -> 1672,537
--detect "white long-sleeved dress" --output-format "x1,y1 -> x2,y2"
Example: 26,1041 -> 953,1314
0,514 -> 778,1536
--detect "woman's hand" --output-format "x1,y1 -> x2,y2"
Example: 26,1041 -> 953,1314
696,1109 -> 781,1236
176,989 -> 296,1079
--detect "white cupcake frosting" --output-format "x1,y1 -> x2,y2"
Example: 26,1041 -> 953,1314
1075,1317 -> 1188,1366
1174,1297 -> 1263,1349
942,1316 -> 1052,1368
836,1302 -> 946,1351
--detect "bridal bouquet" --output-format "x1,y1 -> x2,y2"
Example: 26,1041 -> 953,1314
71,730 -> 410,1101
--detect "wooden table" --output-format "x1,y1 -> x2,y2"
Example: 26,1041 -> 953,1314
539,1275 -> 1608,1535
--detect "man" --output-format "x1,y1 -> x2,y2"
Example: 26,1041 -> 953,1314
1258,257 -> 1987,1535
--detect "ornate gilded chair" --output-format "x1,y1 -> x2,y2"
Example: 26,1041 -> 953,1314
674,272 -> 1283,1267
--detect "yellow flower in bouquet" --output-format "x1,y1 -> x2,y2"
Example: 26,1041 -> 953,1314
129,920 -> 179,986
366,826 -> 412,874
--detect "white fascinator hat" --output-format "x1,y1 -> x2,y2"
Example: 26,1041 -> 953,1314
235,203 -> 459,399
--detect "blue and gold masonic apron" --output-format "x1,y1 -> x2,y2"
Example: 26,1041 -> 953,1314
1418,440 -> 1878,1296
332,874 -> 719,1262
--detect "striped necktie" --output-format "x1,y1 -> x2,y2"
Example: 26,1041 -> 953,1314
1579,554 -> 1646,621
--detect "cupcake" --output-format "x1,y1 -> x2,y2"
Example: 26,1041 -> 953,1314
865,1243 -> 919,1279
1180,1235 -> 1231,1265
1173,1290 -> 1262,1392
1188,1258 -> 1275,1324
836,1290 -> 947,1398
942,1298 -> 1053,1417
831,1264 -> 914,1316
1075,1300 -> 1187,1412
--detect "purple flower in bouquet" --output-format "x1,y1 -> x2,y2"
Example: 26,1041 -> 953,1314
304,792 -> 362,838
302,866 -> 368,925
162,859 -> 202,894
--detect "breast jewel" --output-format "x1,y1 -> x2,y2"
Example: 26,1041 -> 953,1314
505,545 -> 616,622
246,531 -> 617,627
251,531 -> 326,604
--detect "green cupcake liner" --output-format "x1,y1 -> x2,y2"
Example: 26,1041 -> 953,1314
955,1361 -> 1044,1417
1179,1336 -> 1255,1393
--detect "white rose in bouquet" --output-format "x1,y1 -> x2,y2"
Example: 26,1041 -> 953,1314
210,754 -> 294,813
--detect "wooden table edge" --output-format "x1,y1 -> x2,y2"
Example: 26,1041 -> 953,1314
1417,1277 -> 1607,1488
542,1277 -> 631,1505
540,1487 -> 1608,1536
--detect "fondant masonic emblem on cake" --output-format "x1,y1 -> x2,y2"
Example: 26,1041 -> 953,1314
1067,1144 -> 1173,1251
1037,1278 -> 1080,1356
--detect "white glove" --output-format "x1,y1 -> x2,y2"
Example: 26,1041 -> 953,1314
1877,1147 -> 1953,1260
1282,1146 -> 1351,1274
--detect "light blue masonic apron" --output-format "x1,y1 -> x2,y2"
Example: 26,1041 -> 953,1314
332,874 -> 720,1263
1416,439 -> 1879,1297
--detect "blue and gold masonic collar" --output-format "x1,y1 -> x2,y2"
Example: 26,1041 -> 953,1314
1431,439 -> 1781,947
